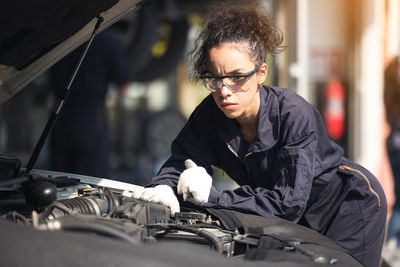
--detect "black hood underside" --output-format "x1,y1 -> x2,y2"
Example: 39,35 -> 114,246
0,0 -> 118,69
0,0 -> 145,104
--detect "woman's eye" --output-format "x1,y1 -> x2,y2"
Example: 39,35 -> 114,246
230,76 -> 244,82
210,78 -> 221,86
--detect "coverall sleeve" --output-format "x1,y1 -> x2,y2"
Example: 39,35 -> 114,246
148,97 -> 219,193
205,131 -> 317,223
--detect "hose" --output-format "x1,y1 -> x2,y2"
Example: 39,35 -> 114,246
146,223 -> 224,254
53,218 -> 139,245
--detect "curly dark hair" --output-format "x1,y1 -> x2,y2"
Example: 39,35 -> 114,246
189,1 -> 285,81
384,56 -> 400,122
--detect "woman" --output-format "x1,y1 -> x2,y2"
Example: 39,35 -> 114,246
136,3 -> 386,266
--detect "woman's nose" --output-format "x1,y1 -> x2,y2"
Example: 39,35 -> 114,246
219,82 -> 232,97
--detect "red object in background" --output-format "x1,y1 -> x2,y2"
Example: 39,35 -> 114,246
324,78 -> 346,140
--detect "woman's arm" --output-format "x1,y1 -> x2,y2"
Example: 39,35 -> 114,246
205,131 -> 318,223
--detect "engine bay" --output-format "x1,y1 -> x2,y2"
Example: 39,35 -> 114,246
0,159 -> 364,266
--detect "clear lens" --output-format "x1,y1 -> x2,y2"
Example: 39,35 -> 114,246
203,78 -> 221,92
203,77 -> 248,92
209,78 -> 223,91
201,65 -> 259,92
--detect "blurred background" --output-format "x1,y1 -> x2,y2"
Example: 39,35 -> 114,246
0,0 -> 397,194
2,0 -> 400,263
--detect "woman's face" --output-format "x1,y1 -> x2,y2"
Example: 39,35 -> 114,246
206,42 -> 267,121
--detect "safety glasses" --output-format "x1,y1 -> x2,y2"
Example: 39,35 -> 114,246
200,65 -> 260,92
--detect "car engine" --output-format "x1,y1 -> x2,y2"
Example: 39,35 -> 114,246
0,157 -> 363,266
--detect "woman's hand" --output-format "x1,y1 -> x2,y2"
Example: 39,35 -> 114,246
133,185 -> 180,215
177,159 -> 212,204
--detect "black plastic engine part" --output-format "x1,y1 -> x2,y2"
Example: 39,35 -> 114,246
46,176 -> 80,187
0,154 -> 21,180
114,197 -> 171,225
24,180 -> 58,208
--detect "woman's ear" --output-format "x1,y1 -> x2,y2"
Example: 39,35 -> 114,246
258,63 -> 268,85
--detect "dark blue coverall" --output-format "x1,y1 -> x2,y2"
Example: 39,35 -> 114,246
149,85 -> 387,267
49,30 -> 131,178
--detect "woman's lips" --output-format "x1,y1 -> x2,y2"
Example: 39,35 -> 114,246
221,102 -> 236,109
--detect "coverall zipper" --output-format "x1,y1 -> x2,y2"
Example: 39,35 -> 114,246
244,152 -> 252,172
227,144 -> 254,186
227,144 -> 239,159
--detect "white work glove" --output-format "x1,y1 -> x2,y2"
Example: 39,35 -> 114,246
134,185 -> 180,215
177,159 -> 212,204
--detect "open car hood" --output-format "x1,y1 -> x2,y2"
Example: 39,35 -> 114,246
0,0 -> 147,104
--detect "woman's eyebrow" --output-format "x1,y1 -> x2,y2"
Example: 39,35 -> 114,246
206,68 -> 247,76
226,68 -> 247,75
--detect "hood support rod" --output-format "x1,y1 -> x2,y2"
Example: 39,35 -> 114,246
25,16 -> 104,173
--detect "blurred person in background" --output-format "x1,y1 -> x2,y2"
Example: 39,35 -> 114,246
133,2 -> 387,267
384,55 -> 400,248
49,29 -> 131,178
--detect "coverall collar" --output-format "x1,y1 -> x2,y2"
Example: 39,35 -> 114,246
214,85 -> 280,155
